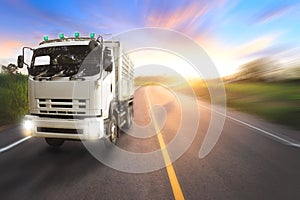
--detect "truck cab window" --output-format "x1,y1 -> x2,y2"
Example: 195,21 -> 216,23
29,45 -> 102,78
103,47 -> 113,72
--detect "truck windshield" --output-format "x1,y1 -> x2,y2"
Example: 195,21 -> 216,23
29,45 -> 101,78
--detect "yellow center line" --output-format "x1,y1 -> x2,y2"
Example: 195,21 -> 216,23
145,87 -> 185,200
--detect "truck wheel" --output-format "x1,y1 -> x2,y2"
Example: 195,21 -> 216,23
45,138 -> 64,147
109,116 -> 118,144
124,105 -> 133,129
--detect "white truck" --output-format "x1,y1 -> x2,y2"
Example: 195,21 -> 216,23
17,33 -> 134,147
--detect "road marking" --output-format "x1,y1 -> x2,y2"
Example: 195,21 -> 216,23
0,136 -> 32,153
200,104 -> 300,148
145,87 -> 185,200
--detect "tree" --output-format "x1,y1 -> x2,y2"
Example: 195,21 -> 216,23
1,63 -> 18,74
239,57 -> 279,81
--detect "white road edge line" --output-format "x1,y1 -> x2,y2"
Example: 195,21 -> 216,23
200,105 -> 300,148
0,136 -> 32,153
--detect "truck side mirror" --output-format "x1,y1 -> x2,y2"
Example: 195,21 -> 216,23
17,55 -> 24,68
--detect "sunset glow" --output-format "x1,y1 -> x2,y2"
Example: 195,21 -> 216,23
0,0 -> 300,76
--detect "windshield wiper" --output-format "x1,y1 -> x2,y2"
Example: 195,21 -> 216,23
36,70 -> 65,81
50,70 -> 65,79
69,76 -> 85,81
69,69 -> 86,81
33,70 -> 49,80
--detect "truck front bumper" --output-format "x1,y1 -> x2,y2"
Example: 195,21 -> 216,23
22,115 -> 105,140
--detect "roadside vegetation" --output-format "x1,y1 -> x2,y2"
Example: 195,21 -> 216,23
190,80 -> 300,130
0,73 -> 28,126
190,57 -> 300,130
225,81 -> 300,129
221,58 -> 300,130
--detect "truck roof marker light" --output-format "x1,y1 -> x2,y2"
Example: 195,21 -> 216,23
74,32 -> 80,38
59,33 -> 64,39
43,35 -> 49,41
90,32 -> 95,38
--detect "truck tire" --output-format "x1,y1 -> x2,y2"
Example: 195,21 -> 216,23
108,115 -> 118,144
45,138 -> 64,147
124,105 -> 133,129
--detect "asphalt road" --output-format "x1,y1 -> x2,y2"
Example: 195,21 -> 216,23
0,85 -> 299,200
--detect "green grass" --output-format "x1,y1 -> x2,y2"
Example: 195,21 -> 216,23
188,80 -> 300,130
0,74 -> 29,126
224,82 -> 300,130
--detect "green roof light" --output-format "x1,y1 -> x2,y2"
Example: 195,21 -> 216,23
43,35 -> 49,41
74,32 -> 80,38
59,33 -> 64,39
90,32 -> 95,38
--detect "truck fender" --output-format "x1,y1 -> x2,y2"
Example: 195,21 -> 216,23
103,93 -> 114,119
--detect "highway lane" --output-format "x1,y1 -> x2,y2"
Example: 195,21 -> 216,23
0,125 -> 25,147
0,85 -> 300,199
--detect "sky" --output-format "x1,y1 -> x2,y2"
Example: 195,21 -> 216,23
0,0 -> 300,77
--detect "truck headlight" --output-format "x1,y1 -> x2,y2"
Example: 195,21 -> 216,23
23,120 -> 34,136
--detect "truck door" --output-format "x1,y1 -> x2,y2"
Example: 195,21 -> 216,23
102,47 -> 113,119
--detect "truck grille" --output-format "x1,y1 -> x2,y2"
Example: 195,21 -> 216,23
37,99 -> 87,115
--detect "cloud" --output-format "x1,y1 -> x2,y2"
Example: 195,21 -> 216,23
200,33 -> 281,60
145,1 -> 208,30
252,2 -> 299,24
233,34 -> 280,59
191,33 -> 281,76
244,43 -> 292,59
141,0 -> 284,76
144,0 -> 229,36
